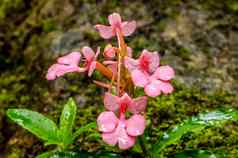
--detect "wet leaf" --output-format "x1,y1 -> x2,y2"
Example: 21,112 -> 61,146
7,109 -> 60,143
36,151 -> 121,158
59,98 -> 77,145
151,108 -> 238,157
169,149 -> 228,158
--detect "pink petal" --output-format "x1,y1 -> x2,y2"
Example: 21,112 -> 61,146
57,52 -> 81,66
97,111 -> 118,132
131,69 -> 149,87
121,21 -> 136,36
95,24 -> 115,39
46,64 -> 82,80
124,57 -> 139,72
157,80 -> 174,94
119,93 -> 132,106
94,47 -> 100,59
140,50 -> 160,73
104,92 -> 120,111
126,114 -> 146,136
88,61 -> 96,76
128,96 -> 147,114
102,132 -> 118,146
127,46 -> 133,57
116,121 -> 136,150
144,80 -> 161,97
81,46 -> 95,61
108,13 -> 122,26
104,45 -> 116,58
153,65 -> 175,81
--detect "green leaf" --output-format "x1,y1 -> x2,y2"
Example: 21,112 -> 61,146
36,151 -> 54,158
59,98 -> 77,145
36,151 -> 122,158
7,109 -> 60,143
73,122 -> 97,140
151,109 -> 238,157
169,149 -> 228,158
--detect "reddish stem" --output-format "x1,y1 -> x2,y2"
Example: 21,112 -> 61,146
95,61 -> 113,79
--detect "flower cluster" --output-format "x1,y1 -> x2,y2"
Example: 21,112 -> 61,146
46,13 -> 175,149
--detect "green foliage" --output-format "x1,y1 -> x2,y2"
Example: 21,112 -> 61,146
59,98 -> 77,146
151,109 -> 238,157
169,149 -> 227,158
36,151 -> 122,158
7,109 -> 60,143
7,98 -> 97,156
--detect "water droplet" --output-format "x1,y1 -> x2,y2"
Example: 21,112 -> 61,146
172,126 -> 178,132
64,111 -> 70,119
163,133 -> 169,139
209,154 -> 217,158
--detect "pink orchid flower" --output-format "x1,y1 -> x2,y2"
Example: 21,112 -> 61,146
81,46 -> 100,76
46,46 -> 100,80
103,92 -> 147,114
124,49 -> 175,97
97,111 -> 145,150
95,13 -> 136,39
46,52 -> 85,80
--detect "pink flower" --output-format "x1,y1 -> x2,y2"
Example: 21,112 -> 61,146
95,13 -> 136,39
124,50 -> 175,97
46,52 -> 85,80
103,92 -> 147,114
97,111 -> 145,150
81,46 -> 100,76
46,46 -> 100,80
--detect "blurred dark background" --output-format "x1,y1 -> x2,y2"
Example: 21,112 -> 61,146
0,0 -> 238,157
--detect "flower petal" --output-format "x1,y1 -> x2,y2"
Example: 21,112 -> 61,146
97,111 -> 118,132
144,80 -> 161,97
126,114 -> 146,136
57,52 -> 81,66
127,46 -> 133,57
88,61 -> 96,76
104,44 -> 116,58
121,21 -> 136,36
46,64 -> 82,80
104,92 -> 120,111
102,132 -> 118,146
95,24 -> 115,39
117,121 -> 136,150
108,13 -> 122,26
81,46 -> 95,61
157,80 -> 174,94
140,50 -> 160,73
128,96 -> 147,114
131,69 -> 149,87
119,93 -> 133,106
153,65 -> 175,81
124,57 -> 139,72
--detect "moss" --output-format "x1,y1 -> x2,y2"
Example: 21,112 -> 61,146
42,19 -> 57,33
0,0 -> 24,19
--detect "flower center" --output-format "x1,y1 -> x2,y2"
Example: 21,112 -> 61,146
120,103 -> 127,115
140,55 -> 149,72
